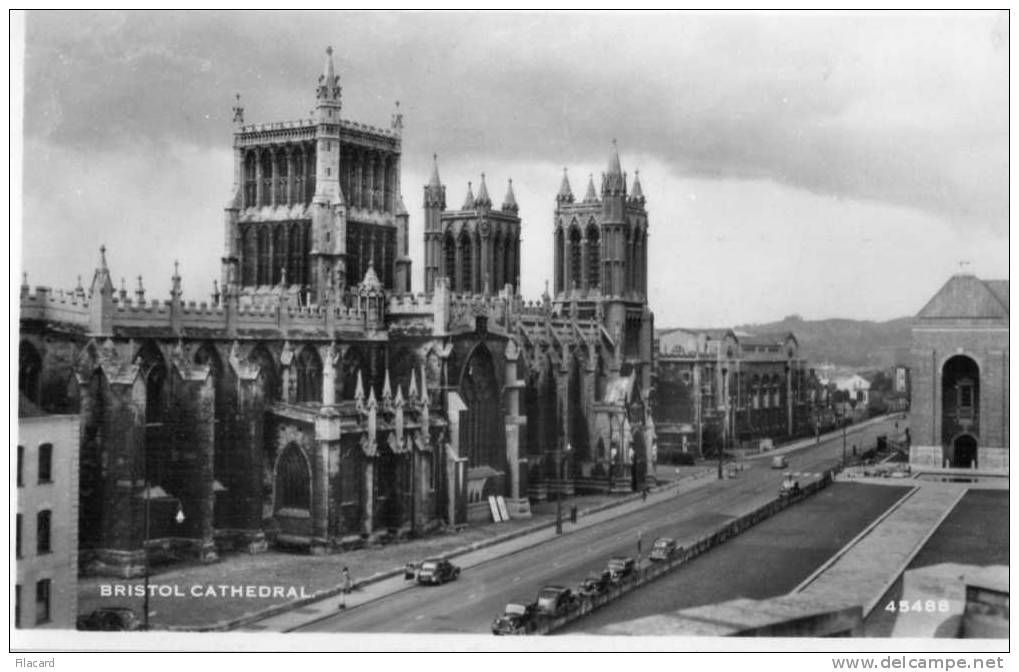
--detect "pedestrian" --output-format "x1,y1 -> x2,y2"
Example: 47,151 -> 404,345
637,529 -> 643,556
642,487 -> 648,503
570,505 -> 578,525
338,566 -> 352,610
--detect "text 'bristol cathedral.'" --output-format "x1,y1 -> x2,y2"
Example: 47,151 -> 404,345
18,49 -> 655,576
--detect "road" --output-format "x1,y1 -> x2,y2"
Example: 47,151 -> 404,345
295,415 -> 903,635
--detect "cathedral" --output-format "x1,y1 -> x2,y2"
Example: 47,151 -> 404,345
18,49 -> 655,577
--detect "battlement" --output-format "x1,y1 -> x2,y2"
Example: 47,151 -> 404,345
19,286 -> 90,326
387,292 -> 436,314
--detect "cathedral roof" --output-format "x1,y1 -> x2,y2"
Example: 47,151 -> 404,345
630,170 -> 645,203
915,275 -> 1009,321
474,173 -> 492,208
502,179 -> 518,213
603,139 -> 626,195
462,181 -> 475,210
557,168 -> 575,204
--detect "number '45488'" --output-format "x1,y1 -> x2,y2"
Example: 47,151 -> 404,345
885,600 -> 950,613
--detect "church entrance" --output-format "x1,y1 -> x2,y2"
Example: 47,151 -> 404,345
952,434 -> 978,469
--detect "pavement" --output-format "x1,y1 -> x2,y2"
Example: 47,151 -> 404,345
78,464 -> 715,631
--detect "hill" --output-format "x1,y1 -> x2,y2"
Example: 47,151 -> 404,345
659,315 -> 913,370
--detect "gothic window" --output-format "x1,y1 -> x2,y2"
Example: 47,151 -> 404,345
504,232 -> 515,291
248,345 -> 280,401
384,228 -> 396,289
257,227 -> 271,285
275,443 -> 310,511
287,223 -> 300,286
568,226 -> 582,290
492,231 -> 503,290
244,152 -> 257,207
18,341 -> 41,407
276,153 -> 289,205
273,226 -> 286,285
554,227 -> 564,293
295,346 -> 322,403
259,152 -> 273,207
242,226 -> 256,285
443,232 -> 456,285
292,147 -> 304,204
586,223 -> 600,290
459,231 -> 473,293
139,343 -> 167,425
384,158 -> 394,213
305,146 -> 316,202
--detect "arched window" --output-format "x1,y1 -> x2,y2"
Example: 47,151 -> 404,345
305,146 -> 316,202
241,226 -> 256,286
493,231 -> 504,291
568,226 -> 582,290
276,152 -> 289,205
295,347 -> 322,403
504,232 -> 515,291
443,233 -> 456,286
248,345 -> 280,401
292,147 -> 304,204
275,443 -> 310,511
19,341 -> 42,406
243,152 -> 257,207
273,226 -> 287,285
586,223 -> 600,291
459,231 -> 473,293
259,152 -> 273,207
554,227 -> 564,293
137,342 -> 167,425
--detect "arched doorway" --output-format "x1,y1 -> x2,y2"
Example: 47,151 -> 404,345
952,434 -> 978,469
459,345 -> 505,473
942,355 -> 979,463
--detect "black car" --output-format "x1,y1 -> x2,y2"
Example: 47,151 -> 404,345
607,556 -> 636,581
577,570 -> 613,598
77,607 -> 142,631
416,558 -> 461,585
491,600 -> 538,635
535,585 -> 577,617
649,537 -> 678,562
404,561 -> 421,580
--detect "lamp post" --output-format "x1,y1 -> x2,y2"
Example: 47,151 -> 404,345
555,442 -> 572,535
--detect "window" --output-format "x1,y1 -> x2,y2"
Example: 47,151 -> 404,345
16,514 -> 22,558
35,579 -> 50,625
17,445 -> 23,486
276,444 -> 310,511
36,510 -> 51,555
960,384 -> 973,409
14,585 -> 20,629
38,443 -> 52,483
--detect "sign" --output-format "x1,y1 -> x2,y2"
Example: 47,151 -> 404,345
488,495 -> 503,522
496,496 -> 510,521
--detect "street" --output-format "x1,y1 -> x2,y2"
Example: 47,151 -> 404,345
293,415 -> 903,635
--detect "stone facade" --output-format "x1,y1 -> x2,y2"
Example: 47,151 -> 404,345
909,274 -> 1009,472
16,415 -> 79,629
17,49 -> 657,575
654,329 -> 815,459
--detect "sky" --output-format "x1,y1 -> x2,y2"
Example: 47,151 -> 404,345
15,10 -> 1009,327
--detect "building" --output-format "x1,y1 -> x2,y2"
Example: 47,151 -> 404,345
15,413 -> 80,629
17,48 -> 656,577
654,328 -> 814,460
909,274 -> 1009,471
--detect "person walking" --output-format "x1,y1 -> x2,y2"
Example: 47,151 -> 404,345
338,566 -> 352,610
637,529 -> 643,557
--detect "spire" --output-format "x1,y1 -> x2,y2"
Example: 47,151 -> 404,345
502,178 -> 518,213
232,93 -> 244,126
135,275 -> 146,303
89,245 -> 114,297
474,173 -> 492,209
603,138 -> 626,196
557,167 -> 574,204
408,368 -> 419,401
583,174 -> 598,203
316,46 -> 341,102
171,259 -> 182,300
390,100 -> 403,134
354,370 -> 365,410
428,154 -> 442,188
630,169 -> 645,204
462,181 -> 475,210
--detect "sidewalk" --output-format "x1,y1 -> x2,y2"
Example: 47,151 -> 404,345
743,413 -> 903,462
78,466 -> 715,631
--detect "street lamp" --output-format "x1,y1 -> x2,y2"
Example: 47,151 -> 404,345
555,442 -> 573,535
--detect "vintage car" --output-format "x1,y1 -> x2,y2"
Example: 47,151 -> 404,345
779,473 -> 801,496
491,600 -> 538,635
535,585 -> 577,617
404,561 -> 421,580
77,607 -> 142,631
771,455 -> 789,469
416,558 -> 461,585
649,537 -> 678,562
577,570 -> 613,599
607,556 -> 636,581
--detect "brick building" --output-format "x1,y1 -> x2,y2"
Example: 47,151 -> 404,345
15,414 -> 79,629
909,274 -> 1009,471
17,48 -> 656,577
654,328 -> 815,459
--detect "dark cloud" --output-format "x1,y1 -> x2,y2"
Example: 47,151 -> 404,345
23,11 -> 1007,233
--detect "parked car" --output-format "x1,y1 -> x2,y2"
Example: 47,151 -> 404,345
415,558 -> 460,585
779,473 -> 800,496
577,570 -> 613,598
491,600 -> 538,635
404,561 -> 421,580
649,537 -> 678,562
535,585 -> 577,617
607,556 -> 636,581
770,455 -> 788,469
77,607 -> 142,631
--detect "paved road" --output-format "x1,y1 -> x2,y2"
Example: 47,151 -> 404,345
295,416 -> 903,635
558,482 -> 911,634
